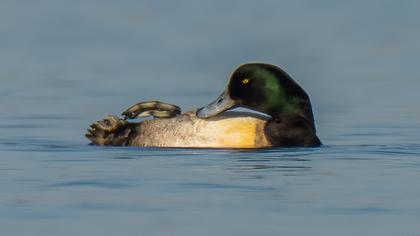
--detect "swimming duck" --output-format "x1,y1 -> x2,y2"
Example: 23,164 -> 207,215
86,63 -> 321,148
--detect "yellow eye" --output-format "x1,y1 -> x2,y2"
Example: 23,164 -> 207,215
242,78 -> 250,84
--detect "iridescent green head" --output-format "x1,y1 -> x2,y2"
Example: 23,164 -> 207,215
197,63 -> 313,119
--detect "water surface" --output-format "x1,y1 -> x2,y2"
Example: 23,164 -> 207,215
1,1 -> 420,235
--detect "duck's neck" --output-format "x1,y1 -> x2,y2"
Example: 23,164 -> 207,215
268,98 -> 316,130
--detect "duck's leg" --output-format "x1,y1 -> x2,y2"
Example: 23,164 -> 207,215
86,115 -> 136,146
86,101 -> 181,146
122,101 -> 181,120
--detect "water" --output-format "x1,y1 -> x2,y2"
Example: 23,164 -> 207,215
1,1 -> 420,235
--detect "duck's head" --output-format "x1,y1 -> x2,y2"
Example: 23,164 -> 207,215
197,63 -> 314,121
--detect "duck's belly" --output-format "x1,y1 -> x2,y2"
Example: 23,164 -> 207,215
129,111 -> 271,148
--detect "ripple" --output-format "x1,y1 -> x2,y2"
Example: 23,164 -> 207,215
177,182 -> 276,191
47,180 -> 131,189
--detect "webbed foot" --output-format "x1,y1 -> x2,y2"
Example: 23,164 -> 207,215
86,115 -> 131,146
122,101 -> 181,120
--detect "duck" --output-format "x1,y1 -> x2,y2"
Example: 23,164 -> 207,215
86,63 -> 321,148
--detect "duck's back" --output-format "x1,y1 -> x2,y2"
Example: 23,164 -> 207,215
129,111 -> 271,148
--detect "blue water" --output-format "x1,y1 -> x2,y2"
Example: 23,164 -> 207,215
1,1 -> 420,235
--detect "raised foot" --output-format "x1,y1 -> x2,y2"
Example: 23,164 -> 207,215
86,115 -> 129,145
122,101 -> 181,120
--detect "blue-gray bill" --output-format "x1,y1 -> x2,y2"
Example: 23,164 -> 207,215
196,90 -> 237,118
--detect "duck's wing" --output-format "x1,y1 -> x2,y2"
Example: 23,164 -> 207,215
128,111 -> 271,148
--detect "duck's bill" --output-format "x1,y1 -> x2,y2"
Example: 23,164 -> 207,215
196,90 -> 238,118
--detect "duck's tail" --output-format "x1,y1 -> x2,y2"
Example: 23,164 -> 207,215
85,115 -> 135,146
